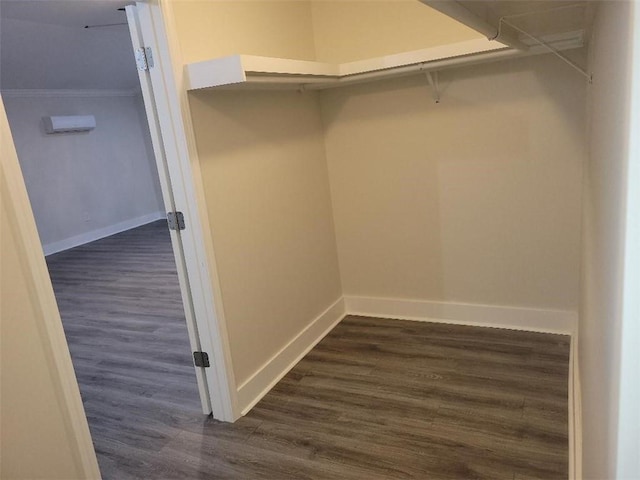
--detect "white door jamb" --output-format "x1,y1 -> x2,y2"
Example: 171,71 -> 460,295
128,1 -> 239,421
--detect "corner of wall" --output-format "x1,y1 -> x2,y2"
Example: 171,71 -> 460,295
236,297 -> 346,414
1,95 -> 100,480
569,333 -> 583,480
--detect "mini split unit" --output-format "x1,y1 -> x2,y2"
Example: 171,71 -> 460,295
43,115 -> 96,134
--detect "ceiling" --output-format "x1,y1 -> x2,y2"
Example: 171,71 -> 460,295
459,0 -> 592,41
422,0 -> 593,50
1,0 -> 594,92
0,0 -> 139,90
1,0 -> 128,26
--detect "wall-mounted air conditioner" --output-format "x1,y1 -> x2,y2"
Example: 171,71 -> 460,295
43,115 -> 96,134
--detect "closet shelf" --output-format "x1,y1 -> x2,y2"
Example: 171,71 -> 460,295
185,38 -> 508,91
185,33 -> 584,92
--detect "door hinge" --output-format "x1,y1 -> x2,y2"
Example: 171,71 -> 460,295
135,46 -> 154,71
193,351 -> 210,368
167,211 -> 185,231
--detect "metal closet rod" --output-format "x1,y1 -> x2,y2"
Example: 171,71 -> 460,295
85,6 -> 127,28
495,3 -> 586,23
84,23 -> 127,29
498,19 -> 592,82
492,3 -> 592,82
293,48 -> 521,91
420,0 -> 528,50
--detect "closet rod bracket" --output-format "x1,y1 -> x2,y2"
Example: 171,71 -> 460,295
424,70 -> 440,104
499,18 -> 592,83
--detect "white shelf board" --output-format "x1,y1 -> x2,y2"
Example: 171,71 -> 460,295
186,55 -> 339,90
185,38 -> 508,91
185,34 -> 585,92
337,38 -> 506,76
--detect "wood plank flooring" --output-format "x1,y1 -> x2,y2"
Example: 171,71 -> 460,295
47,221 -> 570,479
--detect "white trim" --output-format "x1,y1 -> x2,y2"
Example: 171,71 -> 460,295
126,4 -> 213,415
338,38 -> 506,76
139,1 -> 239,421
43,211 -> 165,256
344,295 -> 578,335
184,33 -> 585,92
184,39 -> 507,91
236,296 -> 579,419
569,334 -> 583,480
237,298 -> 346,415
0,88 -> 141,98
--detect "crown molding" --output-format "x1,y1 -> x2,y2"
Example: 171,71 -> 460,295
0,88 -> 141,98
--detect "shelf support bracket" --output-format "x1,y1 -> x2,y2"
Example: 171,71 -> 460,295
424,71 -> 440,104
499,18 -> 592,83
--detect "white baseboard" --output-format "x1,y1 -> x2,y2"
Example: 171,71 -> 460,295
344,295 -> 578,335
43,211 -> 166,256
237,297 -> 346,415
237,295 -> 578,418
569,335 -> 582,480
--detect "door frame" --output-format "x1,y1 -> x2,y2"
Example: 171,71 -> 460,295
126,5 -> 210,416
1,98 -> 102,478
126,1 -> 239,421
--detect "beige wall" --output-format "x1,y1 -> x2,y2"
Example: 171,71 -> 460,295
310,0 -> 481,63
171,0 -> 342,388
171,0 -> 481,65
580,1 -> 637,478
0,99 -> 99,478
167,0 -> 586,403
188,89 -> 342,385
321,54 -> 585,310
171,0 -> 317,64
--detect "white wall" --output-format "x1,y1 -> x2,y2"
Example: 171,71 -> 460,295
3,91 -> 165,254
581,1 -> 639,478
321,54 -> 586,314
188,89 -> 342,389
171,1 -> 343,408
617,2 -> 640,474
1,97 -> 100,479
167,1 -> 589,412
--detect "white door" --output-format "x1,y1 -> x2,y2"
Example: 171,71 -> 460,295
125,3 -> 237,421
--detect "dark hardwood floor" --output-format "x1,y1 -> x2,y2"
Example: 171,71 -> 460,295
47,221 -> 570,479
